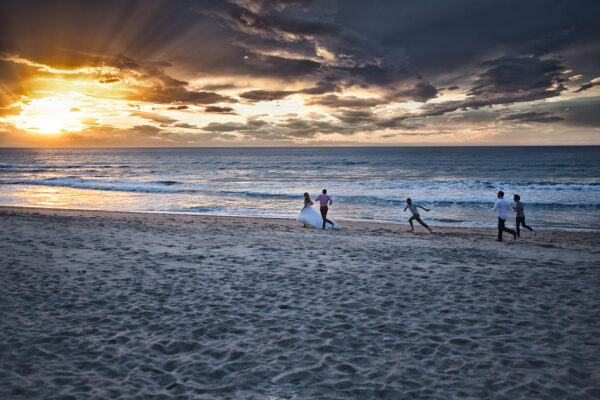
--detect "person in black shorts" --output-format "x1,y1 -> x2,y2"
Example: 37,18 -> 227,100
404,198 -> 433,233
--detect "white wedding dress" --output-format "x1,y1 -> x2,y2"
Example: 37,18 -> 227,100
297,204 -> 339,229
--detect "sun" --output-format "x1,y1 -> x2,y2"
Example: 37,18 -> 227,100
10,94 -> 89,134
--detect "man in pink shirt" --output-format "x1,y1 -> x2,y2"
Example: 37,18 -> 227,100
315,189 -> 334,229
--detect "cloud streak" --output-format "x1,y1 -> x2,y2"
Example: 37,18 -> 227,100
499,111 -> 564,123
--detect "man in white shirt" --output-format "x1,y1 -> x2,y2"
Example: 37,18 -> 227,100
404,198 -> 433,233
492,191 -> 517,241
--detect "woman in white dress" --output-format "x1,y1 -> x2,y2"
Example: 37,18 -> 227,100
298,192 -> 338,229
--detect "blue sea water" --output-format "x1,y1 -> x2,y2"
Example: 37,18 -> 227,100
0,146 -> 599,230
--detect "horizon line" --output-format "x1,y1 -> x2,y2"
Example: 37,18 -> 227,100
1,144 -> 600,149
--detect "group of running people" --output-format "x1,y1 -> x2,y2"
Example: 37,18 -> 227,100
404,191 -> 535,241
402,191 -> 535,241
308,189 -> 535,241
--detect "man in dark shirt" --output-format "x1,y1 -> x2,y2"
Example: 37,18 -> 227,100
513,194 -> 535,237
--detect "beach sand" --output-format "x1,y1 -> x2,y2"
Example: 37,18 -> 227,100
1,206 -> 599,399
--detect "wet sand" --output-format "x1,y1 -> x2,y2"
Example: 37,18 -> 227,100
1,206 -> 599,399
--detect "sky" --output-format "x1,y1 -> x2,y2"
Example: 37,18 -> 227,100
1,0 -> 599,147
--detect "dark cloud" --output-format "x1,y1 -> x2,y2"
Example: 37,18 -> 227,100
202,119 -> 269,132
204,2 -> 340,39
259,118 -> 357,139
305,94 -> 385,108
137,86 -> 234,105
199,83 -> 236,91
574,82 -> 595,92
167,105 -> 189,110
339,63 -> 409,87
333,109 -> 375,124
240,81 -> 340,102
443,109 -> 501,124
500,111 -> 564,123
381,131 -> 444,138
374,116 -> 409,129
395,81 -> 438,102
239,90 -> 297,101
337,1 -> 599,79
129,111 -> 177,125
469,56 -> 566,97
299,81 -> 339,95
174,122 -> 198,129
204,106 -> 236,113
239,81 -> 340,102
233,53 -> 323,80
574,77 -> 600,93
191,1 -> 424,90
200,115 -> 359,139
417,56 -> 568,117
201,0 -> 381,65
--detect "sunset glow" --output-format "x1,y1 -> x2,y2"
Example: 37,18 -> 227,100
10,95 -> 89,133
1,1 -> 599,146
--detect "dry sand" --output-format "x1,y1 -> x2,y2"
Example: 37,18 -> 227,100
1,206 -> 599,399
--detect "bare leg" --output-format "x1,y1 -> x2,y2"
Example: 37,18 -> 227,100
408,215 -> 415,232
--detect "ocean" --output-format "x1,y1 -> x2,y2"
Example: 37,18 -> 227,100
0,146 -> 599,230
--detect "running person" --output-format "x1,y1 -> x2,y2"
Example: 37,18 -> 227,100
513,194 -> 535,237
315,189 -> 334,229
404,198 -> 433,233
492,191 -> 517,241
